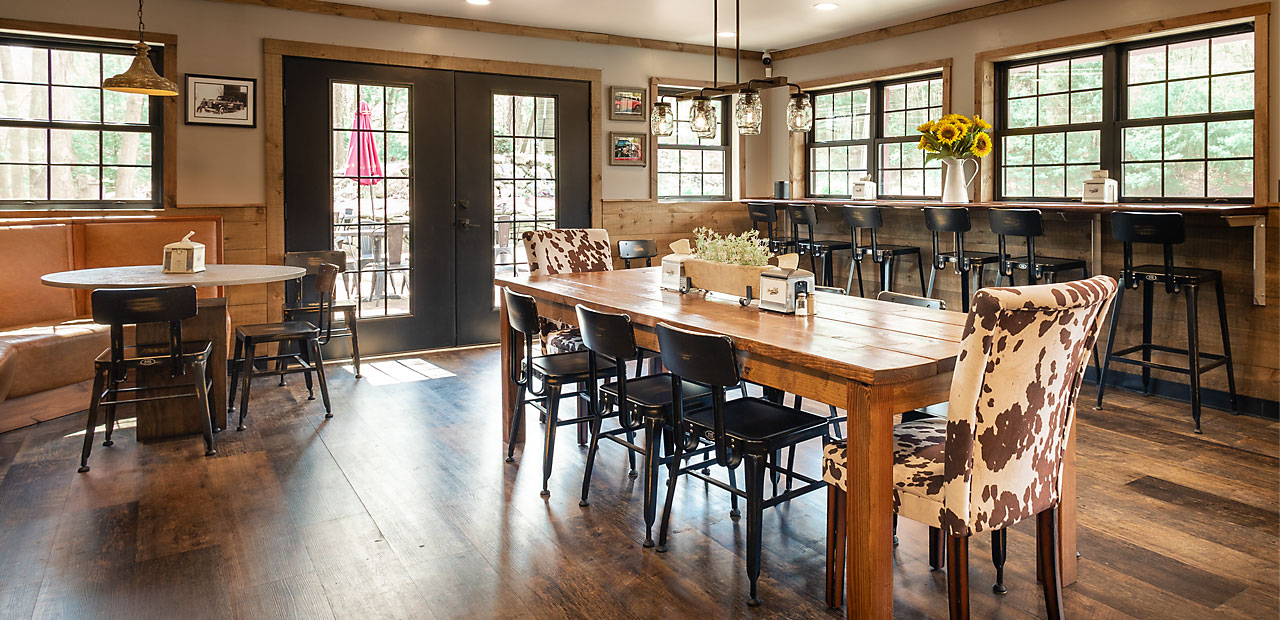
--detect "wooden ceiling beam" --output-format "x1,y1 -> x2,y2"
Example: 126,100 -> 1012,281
771,0 -> 1067,60
204,0 -> 762,60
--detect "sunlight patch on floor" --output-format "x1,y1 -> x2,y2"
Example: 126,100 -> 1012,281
343,358 -> 456,385
64,416 -> 137,438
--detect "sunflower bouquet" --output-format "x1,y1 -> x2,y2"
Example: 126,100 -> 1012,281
917,114 -> 993,162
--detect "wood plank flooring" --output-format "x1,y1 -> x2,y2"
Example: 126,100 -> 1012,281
0,346 -> 1274,619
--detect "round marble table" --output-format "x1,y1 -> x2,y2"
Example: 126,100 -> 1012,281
41,264 -> 306,289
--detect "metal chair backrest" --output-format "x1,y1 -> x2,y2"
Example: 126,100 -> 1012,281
617,240 -> 658,268
842,205 -> 885,260
502,286 -> 540,387
656,321 -> 742,467
576,304 -> 643,430
876,290 -> 946,310
387,223 -> 407,267
785,203 -> 819,248
748,202 -> 788,252
91,286 -> 197,381
285,250 -> 347,307
1111,211 -> 1185,293
312,263 -> 340,343
989,208 -> 1046,285
923,206 -> 975,272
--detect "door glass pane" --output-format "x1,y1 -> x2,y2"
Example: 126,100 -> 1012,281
494,93 -> 558,306
332,81 -> 412,318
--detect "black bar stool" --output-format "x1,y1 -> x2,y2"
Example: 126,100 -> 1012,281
842,205 -> 926,297
79,286 -> 216,472
923,206 -> 1001,313
230,264 -> 338,430
746,202 -> 795,254
1095,211 -> 1237,433
785,203 -> 852,287
654,322 -> 829,607
988,208 -> 1088,285
502,287 -> 616,496
617,239 -> 658,268
283,250 -> 362,378
575,304 -> 715,547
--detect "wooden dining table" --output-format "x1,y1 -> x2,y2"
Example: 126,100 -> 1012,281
496,266 -> 1077,618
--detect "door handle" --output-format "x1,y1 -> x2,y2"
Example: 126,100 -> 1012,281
456,217 -> 474,231
456,199 -> 470,210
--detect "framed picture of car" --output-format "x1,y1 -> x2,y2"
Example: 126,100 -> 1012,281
609,132 -> 647,167
185,74 -> 256,127
609,86 -> 647,122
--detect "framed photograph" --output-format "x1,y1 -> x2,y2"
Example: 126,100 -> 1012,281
609,132 -> 647,167
185,74 -> 256,128
609,86 -> 647,122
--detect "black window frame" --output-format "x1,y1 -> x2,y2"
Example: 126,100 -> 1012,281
995,23 -> 1255,203
655,87 -> 732,201
805,72 -> 945,200
0,32 -> 166,211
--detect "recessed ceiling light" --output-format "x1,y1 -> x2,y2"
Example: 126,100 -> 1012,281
813,2 -> 839,10
717,31 -> 736,38
466,0 -> 490,5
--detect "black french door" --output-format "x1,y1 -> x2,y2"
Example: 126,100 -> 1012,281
283,57 -> 589,355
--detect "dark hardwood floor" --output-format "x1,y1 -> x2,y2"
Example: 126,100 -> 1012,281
0,346 -> 1275,619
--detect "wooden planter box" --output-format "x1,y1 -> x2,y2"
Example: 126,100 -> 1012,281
682,257 -> 771,300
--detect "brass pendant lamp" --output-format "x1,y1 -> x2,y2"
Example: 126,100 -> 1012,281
102,0 -> 179,97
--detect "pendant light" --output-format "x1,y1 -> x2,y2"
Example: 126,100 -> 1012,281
650,101 -> 675,137
735,89 -> 762,135
689,96 -> 718,139
102,0 -> 178,97
787,92 -> 813,133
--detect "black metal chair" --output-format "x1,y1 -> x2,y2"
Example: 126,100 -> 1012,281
575,305 -> 716,547
1095,211 -> 1236,433
842,205 -> 925,298
229,263 -> 337,430
501,288 -> 616,497
79,286 -> 215,472
746,202 -> 795,254
786,203 -> 852,288
988,208 -> 1088,286
283,250 -> 362,378
923,206 -> 1002,313
617,240 -> 659,269
654,322 -> 828,607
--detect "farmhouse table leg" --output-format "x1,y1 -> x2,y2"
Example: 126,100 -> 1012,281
845,380 -> 894,619
500,293 -> 524,445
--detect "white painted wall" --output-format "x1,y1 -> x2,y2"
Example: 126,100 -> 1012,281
769,0 -> 1279,201
4,0 -> 767,203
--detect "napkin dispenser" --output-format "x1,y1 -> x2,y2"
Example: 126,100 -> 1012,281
849,175 -> 878,200
1081,169 -> 1118,203
163,231 -> 206,274
758,255 -> 815,314
661,239 -> 693,291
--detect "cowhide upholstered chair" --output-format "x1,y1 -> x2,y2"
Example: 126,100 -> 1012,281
823,276 -> 1118,619
520,228 -> 613,354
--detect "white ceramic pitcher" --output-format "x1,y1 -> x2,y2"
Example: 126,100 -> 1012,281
941,157 -> 979,203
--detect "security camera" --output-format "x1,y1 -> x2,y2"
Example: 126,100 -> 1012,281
761,51 -> 772,66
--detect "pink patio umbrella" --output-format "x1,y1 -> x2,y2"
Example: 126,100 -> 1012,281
345,101 -> 384,183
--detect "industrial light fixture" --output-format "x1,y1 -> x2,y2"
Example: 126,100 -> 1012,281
101,0 -> 178,97
650,101 -> 675,137
652,0 -> 811,138
466,0 -> 491,5
814,3 -> 840,10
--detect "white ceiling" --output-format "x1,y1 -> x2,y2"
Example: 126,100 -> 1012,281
348,0 -> 997,51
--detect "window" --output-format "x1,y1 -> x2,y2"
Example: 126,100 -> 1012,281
493,93 -> 558,286
808,75 -> 944,198
0,34 -> 163,209
997,25 -> 1254,201
656,89 -> 728,200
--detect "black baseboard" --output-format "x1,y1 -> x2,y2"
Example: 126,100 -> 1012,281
1085,367 -> 1278,421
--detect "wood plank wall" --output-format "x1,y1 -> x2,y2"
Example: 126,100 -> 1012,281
600,199 -> 753,269
794,206 -> 1279,405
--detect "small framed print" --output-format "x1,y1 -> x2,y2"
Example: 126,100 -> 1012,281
609,132 -> 647,167
609,86 -> 647,122
185,74 -> 256,128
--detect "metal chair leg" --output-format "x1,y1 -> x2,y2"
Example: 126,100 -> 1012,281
237,341 -> 256,431
579,398 -> 606,506
744,452 -> 766,607
540,385 -> 563,497
78,367 -> 107,472
1214,277 -> 1238,413
505,382 -> 527,462
298,338 -> 315,399
228,337 -> 243,412
916,252 -> 926,296
192,359 -> 217,456
1095,283 -> 1126,410
655,428 -> 685,553
1141,280 -> 1154,395
641,417 -> 664,547
1185,284 -> 1203,433
311,338 -> 332,416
